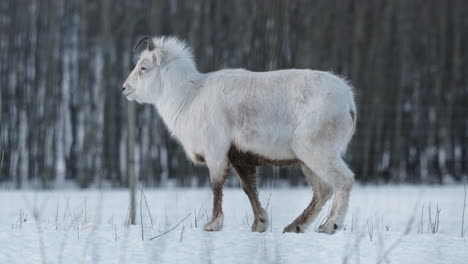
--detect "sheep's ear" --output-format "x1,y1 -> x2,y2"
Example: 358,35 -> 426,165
152,50 -> 163,66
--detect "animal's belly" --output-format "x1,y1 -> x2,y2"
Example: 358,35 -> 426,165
228,143 -> 300,167
232,132 -> 296,161
229,107 -> 298,161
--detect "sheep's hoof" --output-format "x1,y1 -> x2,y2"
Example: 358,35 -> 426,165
251,209 -> 269,232
251,217 -> 268,232
203,214 -> 224,231
317,223 -> 337,235
282,223 -> 304,233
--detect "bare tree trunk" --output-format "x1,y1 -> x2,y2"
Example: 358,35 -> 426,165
127,101 -> 136,225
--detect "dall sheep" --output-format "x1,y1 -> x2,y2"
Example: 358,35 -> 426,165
123,36 -> 357,234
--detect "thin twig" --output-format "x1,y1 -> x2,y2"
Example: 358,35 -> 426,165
140,188 -> 155,229
63,197 -> 72,223
149,213 -> 191,240
84,198 -> 88,226
265,192 -> 272,210
427,204 -> 432,233
194,204 -> 204,228
244,212 -> 250,228
418,204 -> 424,234
179,226 -> 185,243
124,204 -> 131,227
55,200 -> 59,230
0,149 -> 4,179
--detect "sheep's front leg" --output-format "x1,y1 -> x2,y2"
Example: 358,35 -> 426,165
231,162 -> 268,232
204,165 -> 228,231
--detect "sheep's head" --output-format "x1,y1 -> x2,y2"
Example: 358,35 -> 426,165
122,36 -> 163,103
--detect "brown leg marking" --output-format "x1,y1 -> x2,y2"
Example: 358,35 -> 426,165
211,174 -> 227,219
228,147 -> 268,232
204,167 -> 228,231
283,165 -> 332,233
225,144 -> 300,232
233,163 -> 268,232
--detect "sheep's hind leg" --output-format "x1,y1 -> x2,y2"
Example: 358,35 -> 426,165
283,165 -> 332,233
204,164 -> 229,231
231,162 -> 268,232
317,157 -> 354,234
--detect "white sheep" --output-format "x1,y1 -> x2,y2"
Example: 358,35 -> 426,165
123,36 -> 357,234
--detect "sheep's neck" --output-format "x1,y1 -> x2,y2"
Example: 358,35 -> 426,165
154,73 -> 203,134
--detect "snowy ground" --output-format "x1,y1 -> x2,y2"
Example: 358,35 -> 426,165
0,185 -> 467,264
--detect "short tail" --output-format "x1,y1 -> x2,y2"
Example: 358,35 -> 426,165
350,110 -> 357,136
340,109 -> 357,155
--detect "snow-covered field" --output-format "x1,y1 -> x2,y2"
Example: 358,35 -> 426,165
1,185 -> 467,264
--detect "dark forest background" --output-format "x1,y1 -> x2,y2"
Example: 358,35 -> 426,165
0,0 -> 467,188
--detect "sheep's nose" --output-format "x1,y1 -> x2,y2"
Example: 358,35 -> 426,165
122,86 -> 126,91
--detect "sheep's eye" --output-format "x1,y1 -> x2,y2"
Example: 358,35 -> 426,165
141,67 -> 147,72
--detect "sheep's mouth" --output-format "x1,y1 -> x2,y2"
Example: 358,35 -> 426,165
123,89 -> 134,96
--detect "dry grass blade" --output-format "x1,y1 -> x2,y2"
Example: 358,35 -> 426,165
150,213 -> 191,240
418,204 -> 424,234
193,204 -> 205,228
0,149 -> 4,179
179,226 -> 185,243
140,188 -> 155,229
427,204 -> 441,234
265,192 -> 272,210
